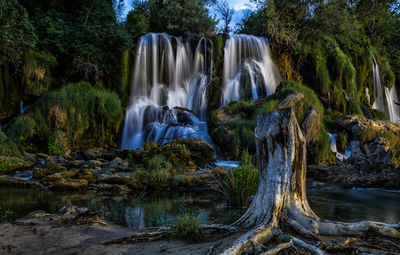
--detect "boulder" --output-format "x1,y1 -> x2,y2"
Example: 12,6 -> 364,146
78,169 -> 96,183
97,173 -> 130,185
0,156 -> 32,173
53,178 -> 88,191
275,93 -> 305,109
338,115 -> 400,141
347,141 -> 369,165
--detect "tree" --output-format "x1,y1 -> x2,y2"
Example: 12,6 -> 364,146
215,0 -> 234,34
0,0 -> 37,68
220,109 -> 400,254
128,0 -> 217,37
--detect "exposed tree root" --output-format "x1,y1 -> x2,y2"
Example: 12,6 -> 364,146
260,240 -> 292,255
319,237 -> 357,251
291,236 -> 325,255
103,230 -> 168,245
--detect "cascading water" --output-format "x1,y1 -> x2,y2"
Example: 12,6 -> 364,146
221,35 -> 282,105
121,33 -> 214,150
372,55 -> 400,124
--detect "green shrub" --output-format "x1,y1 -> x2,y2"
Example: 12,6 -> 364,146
0,159 -> 20,173
170,212 -> 205,242
0,207 -> 13,223
144,140 -> 160,151
227,100 -> 257,119
48,141 -> 63,156
7,82 -> 124,153
144,154 -> 172,172
213,150 -> 259,208
0,127 -> 20,156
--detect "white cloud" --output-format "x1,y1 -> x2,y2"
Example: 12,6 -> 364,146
227,0 -> 255,11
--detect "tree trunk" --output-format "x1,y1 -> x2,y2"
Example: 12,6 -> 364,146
233,108 -> 315,229
220,109 -> 400,255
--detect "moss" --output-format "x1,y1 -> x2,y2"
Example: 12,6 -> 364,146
120,49 -> 134,103
129,139 -> 215,176
379,56 -> 396,89
277,52 -> 302,83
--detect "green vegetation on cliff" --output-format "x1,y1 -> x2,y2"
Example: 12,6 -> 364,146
240,0 -> 400,119
7,82 -> 123,154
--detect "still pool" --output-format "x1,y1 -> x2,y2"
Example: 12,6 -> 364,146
1,186 -> 399,229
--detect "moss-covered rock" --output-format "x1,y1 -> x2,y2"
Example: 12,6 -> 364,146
53,178 -> 88,191
128,138 -> 216,174
0,156 -> 31,174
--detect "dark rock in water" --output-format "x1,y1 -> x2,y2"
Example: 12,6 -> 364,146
368,137 -> 393,166
347,141 -> 370,165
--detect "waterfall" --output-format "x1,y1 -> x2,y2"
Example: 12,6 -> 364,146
221,35 -> 282,105
121,33 -> 214,150
372,56 -> 400,124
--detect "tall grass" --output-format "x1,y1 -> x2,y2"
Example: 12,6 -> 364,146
213,150 -> 259,208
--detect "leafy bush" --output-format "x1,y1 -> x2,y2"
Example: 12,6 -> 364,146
169,198 -> 204,242
0,207 -> 13,223
227,100 -> 257,119
0,127 -> 20,156
170,212 -> 205,242
213,150 -> 259,208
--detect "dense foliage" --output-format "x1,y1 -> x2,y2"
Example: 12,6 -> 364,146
7,82 -> 123,154
241,0 -> 400,118
126,0 -> 216,38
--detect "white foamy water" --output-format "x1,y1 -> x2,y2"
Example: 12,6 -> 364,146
122,33 -> 214,149
372,55 -> 400,124
221,34 -> 281,105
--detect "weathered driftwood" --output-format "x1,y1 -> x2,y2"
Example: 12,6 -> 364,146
219,109 -> 400,255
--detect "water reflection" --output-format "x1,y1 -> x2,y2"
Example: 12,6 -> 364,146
1,187 -> 399,228
308,187 -> 400,223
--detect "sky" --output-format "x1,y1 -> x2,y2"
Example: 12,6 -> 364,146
119,0 -> 255,32
212,0 -> 256,32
